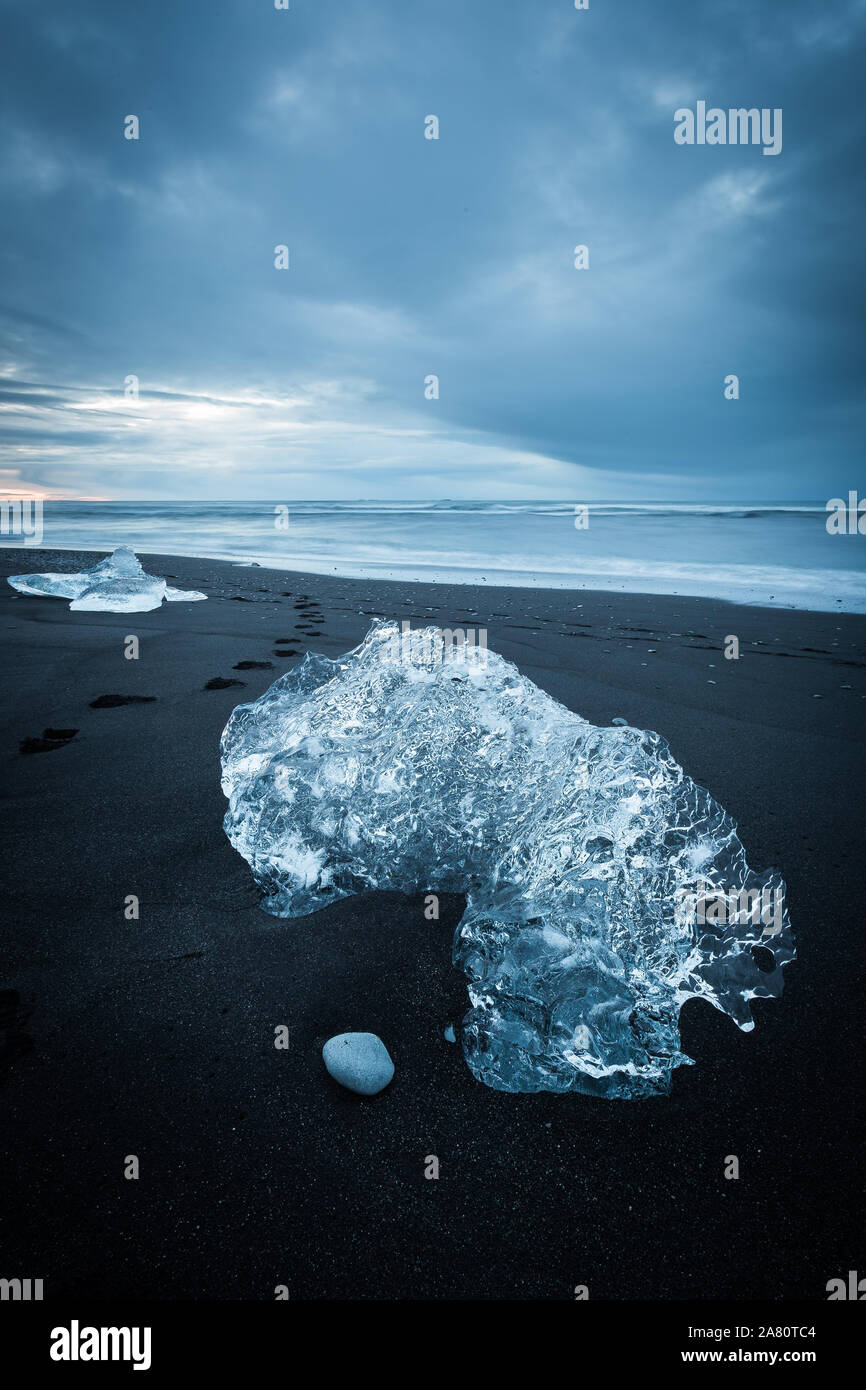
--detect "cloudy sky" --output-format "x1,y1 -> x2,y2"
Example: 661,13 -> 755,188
0,0 -> 863,501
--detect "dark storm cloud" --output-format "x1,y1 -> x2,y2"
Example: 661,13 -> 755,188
0,0 -> 863,498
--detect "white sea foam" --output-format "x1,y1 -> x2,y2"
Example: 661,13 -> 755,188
2,501 -> 862,611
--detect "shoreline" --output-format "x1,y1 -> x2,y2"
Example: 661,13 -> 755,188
0,542 -> 861,616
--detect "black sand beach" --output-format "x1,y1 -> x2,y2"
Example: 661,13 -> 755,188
1,548 -> 864,1301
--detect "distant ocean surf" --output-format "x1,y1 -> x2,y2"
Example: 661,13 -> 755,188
3,500 -> 864,612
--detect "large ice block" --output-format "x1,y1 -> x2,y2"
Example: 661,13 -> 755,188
220,621 -> 795,1098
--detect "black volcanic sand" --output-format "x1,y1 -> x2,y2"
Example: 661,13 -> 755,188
0,547 -> 864,1301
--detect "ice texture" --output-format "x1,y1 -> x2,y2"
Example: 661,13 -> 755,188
7,546 -> 206,612
220,621 -> 794,1098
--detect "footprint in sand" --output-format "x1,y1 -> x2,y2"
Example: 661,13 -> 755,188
19,728 -> 78,755
89,694 -> 157,708
233,660 -> 274,670
204,677 -> 246,691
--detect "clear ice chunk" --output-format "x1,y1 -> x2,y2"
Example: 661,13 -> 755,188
220,620 -> 795,1098
164,585 -> 207,603
7,546 -> 206,612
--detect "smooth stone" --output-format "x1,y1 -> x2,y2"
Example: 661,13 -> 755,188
322,1032 -> 394,1095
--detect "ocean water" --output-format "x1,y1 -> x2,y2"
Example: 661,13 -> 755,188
2,500 -> 865,612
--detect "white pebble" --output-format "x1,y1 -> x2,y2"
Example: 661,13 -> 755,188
322,1032 -> 394,1095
